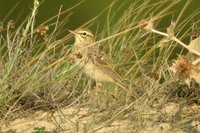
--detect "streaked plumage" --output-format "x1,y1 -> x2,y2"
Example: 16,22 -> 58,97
69,28 -> 129,92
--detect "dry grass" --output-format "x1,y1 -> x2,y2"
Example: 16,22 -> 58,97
0,0 -> 200,132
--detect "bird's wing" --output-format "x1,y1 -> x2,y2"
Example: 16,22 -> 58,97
89,46 -> 126,87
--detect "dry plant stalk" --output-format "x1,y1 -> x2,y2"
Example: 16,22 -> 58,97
140,18 -> 200,85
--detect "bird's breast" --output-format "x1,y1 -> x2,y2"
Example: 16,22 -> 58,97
82,60 -> 114,83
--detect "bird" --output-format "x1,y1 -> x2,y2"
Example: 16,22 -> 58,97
69,28 -> 138,98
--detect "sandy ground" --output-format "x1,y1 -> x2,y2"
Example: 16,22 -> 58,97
1,103 -> 200,133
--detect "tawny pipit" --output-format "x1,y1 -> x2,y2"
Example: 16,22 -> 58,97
69,28 -> 130,93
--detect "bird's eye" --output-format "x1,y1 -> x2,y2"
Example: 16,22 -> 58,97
82,32 -> 87,36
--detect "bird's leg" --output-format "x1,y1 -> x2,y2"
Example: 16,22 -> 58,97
95,82 -> 102,96
125,85 -> 132,104
90,82 -> 102,101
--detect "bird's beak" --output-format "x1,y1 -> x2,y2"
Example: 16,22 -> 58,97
68,30 -> 77,35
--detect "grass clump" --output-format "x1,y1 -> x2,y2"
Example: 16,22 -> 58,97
0,0 -> 200,132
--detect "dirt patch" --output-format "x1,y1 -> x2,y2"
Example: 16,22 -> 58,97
1,103 -> 200,133
1,107 -> 133,133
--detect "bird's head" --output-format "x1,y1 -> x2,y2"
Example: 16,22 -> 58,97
69,28 -> 94,44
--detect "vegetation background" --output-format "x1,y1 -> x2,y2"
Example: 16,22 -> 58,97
0,0 -> 199,32
0,0 -> 200,132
